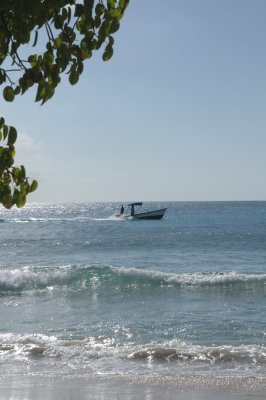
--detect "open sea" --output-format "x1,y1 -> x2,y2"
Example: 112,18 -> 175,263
0,201 -> 265,381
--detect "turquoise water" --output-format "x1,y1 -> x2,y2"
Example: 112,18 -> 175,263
0,202 -> 265,377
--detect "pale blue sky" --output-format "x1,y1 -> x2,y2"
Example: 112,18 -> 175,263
1,0 -> 266,202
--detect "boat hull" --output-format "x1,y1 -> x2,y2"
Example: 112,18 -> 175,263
129,208 -> 167,220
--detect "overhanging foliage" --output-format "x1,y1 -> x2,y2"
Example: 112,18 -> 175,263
0,0 -> 129,208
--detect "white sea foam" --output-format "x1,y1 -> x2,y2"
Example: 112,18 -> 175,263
0,265 -> 265,293
0,265 -> 74,292
0,333 -> 265,377
110,266 -> 266,286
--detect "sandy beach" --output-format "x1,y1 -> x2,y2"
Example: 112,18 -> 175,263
0,374 -> 265,400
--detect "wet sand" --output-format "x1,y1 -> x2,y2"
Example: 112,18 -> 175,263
0,374 -> 265,400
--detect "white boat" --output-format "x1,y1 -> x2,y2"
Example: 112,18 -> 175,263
117,203 -> 167,220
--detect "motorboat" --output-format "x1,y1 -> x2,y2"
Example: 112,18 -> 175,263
117,202 -> 167,220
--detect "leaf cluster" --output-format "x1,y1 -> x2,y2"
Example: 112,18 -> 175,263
0,117 -> 38,209
0,0 -> 129,104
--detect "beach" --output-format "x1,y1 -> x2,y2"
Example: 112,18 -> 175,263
0,374 -> 265,400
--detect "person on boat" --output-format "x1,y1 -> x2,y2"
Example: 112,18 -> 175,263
130,205 -> 135,216
120,205 -> 124,215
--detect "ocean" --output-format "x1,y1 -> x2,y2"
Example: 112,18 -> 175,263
0,201 -> 265,382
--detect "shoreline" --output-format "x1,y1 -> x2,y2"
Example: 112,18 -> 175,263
0,373 -> 265,400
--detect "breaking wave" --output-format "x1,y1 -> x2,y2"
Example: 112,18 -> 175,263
0,265 -> 265,295
0,333 -> 265,375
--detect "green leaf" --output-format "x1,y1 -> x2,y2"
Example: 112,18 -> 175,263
67,6 -> 72,23
28,54 -> 37,65
109,8 -> 121,18
77,62 -> 84,74
43,51 -> 54,64
107,0 -> 116,8
20,165 -> 26,179
11,167 -> 20,184
3,86 -> 15,102
108,36 -> 115,46
95,4 -> 105,16
8,126 -> 17,145
94,16 -> 102,28
30,180 -> 38,192
102,44 -> 113,61
3,124 -> 8,139
0,71 -> 6,84
46,42 -> 53,52
97,21 -> 108,48
62,7 -> 68,21
35,83 -> 46,102
14,86 -> 21,95
33,30 -> 38,47
75,3 -> 84,17
119,0 -> 130,11
69,71 -> 79,85
54,36 -> 62,49
109,18 -> 120,33
2,194 -> 12,209
16,192 -> 26,208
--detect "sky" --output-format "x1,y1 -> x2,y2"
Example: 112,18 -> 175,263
1,0 -> 266,202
